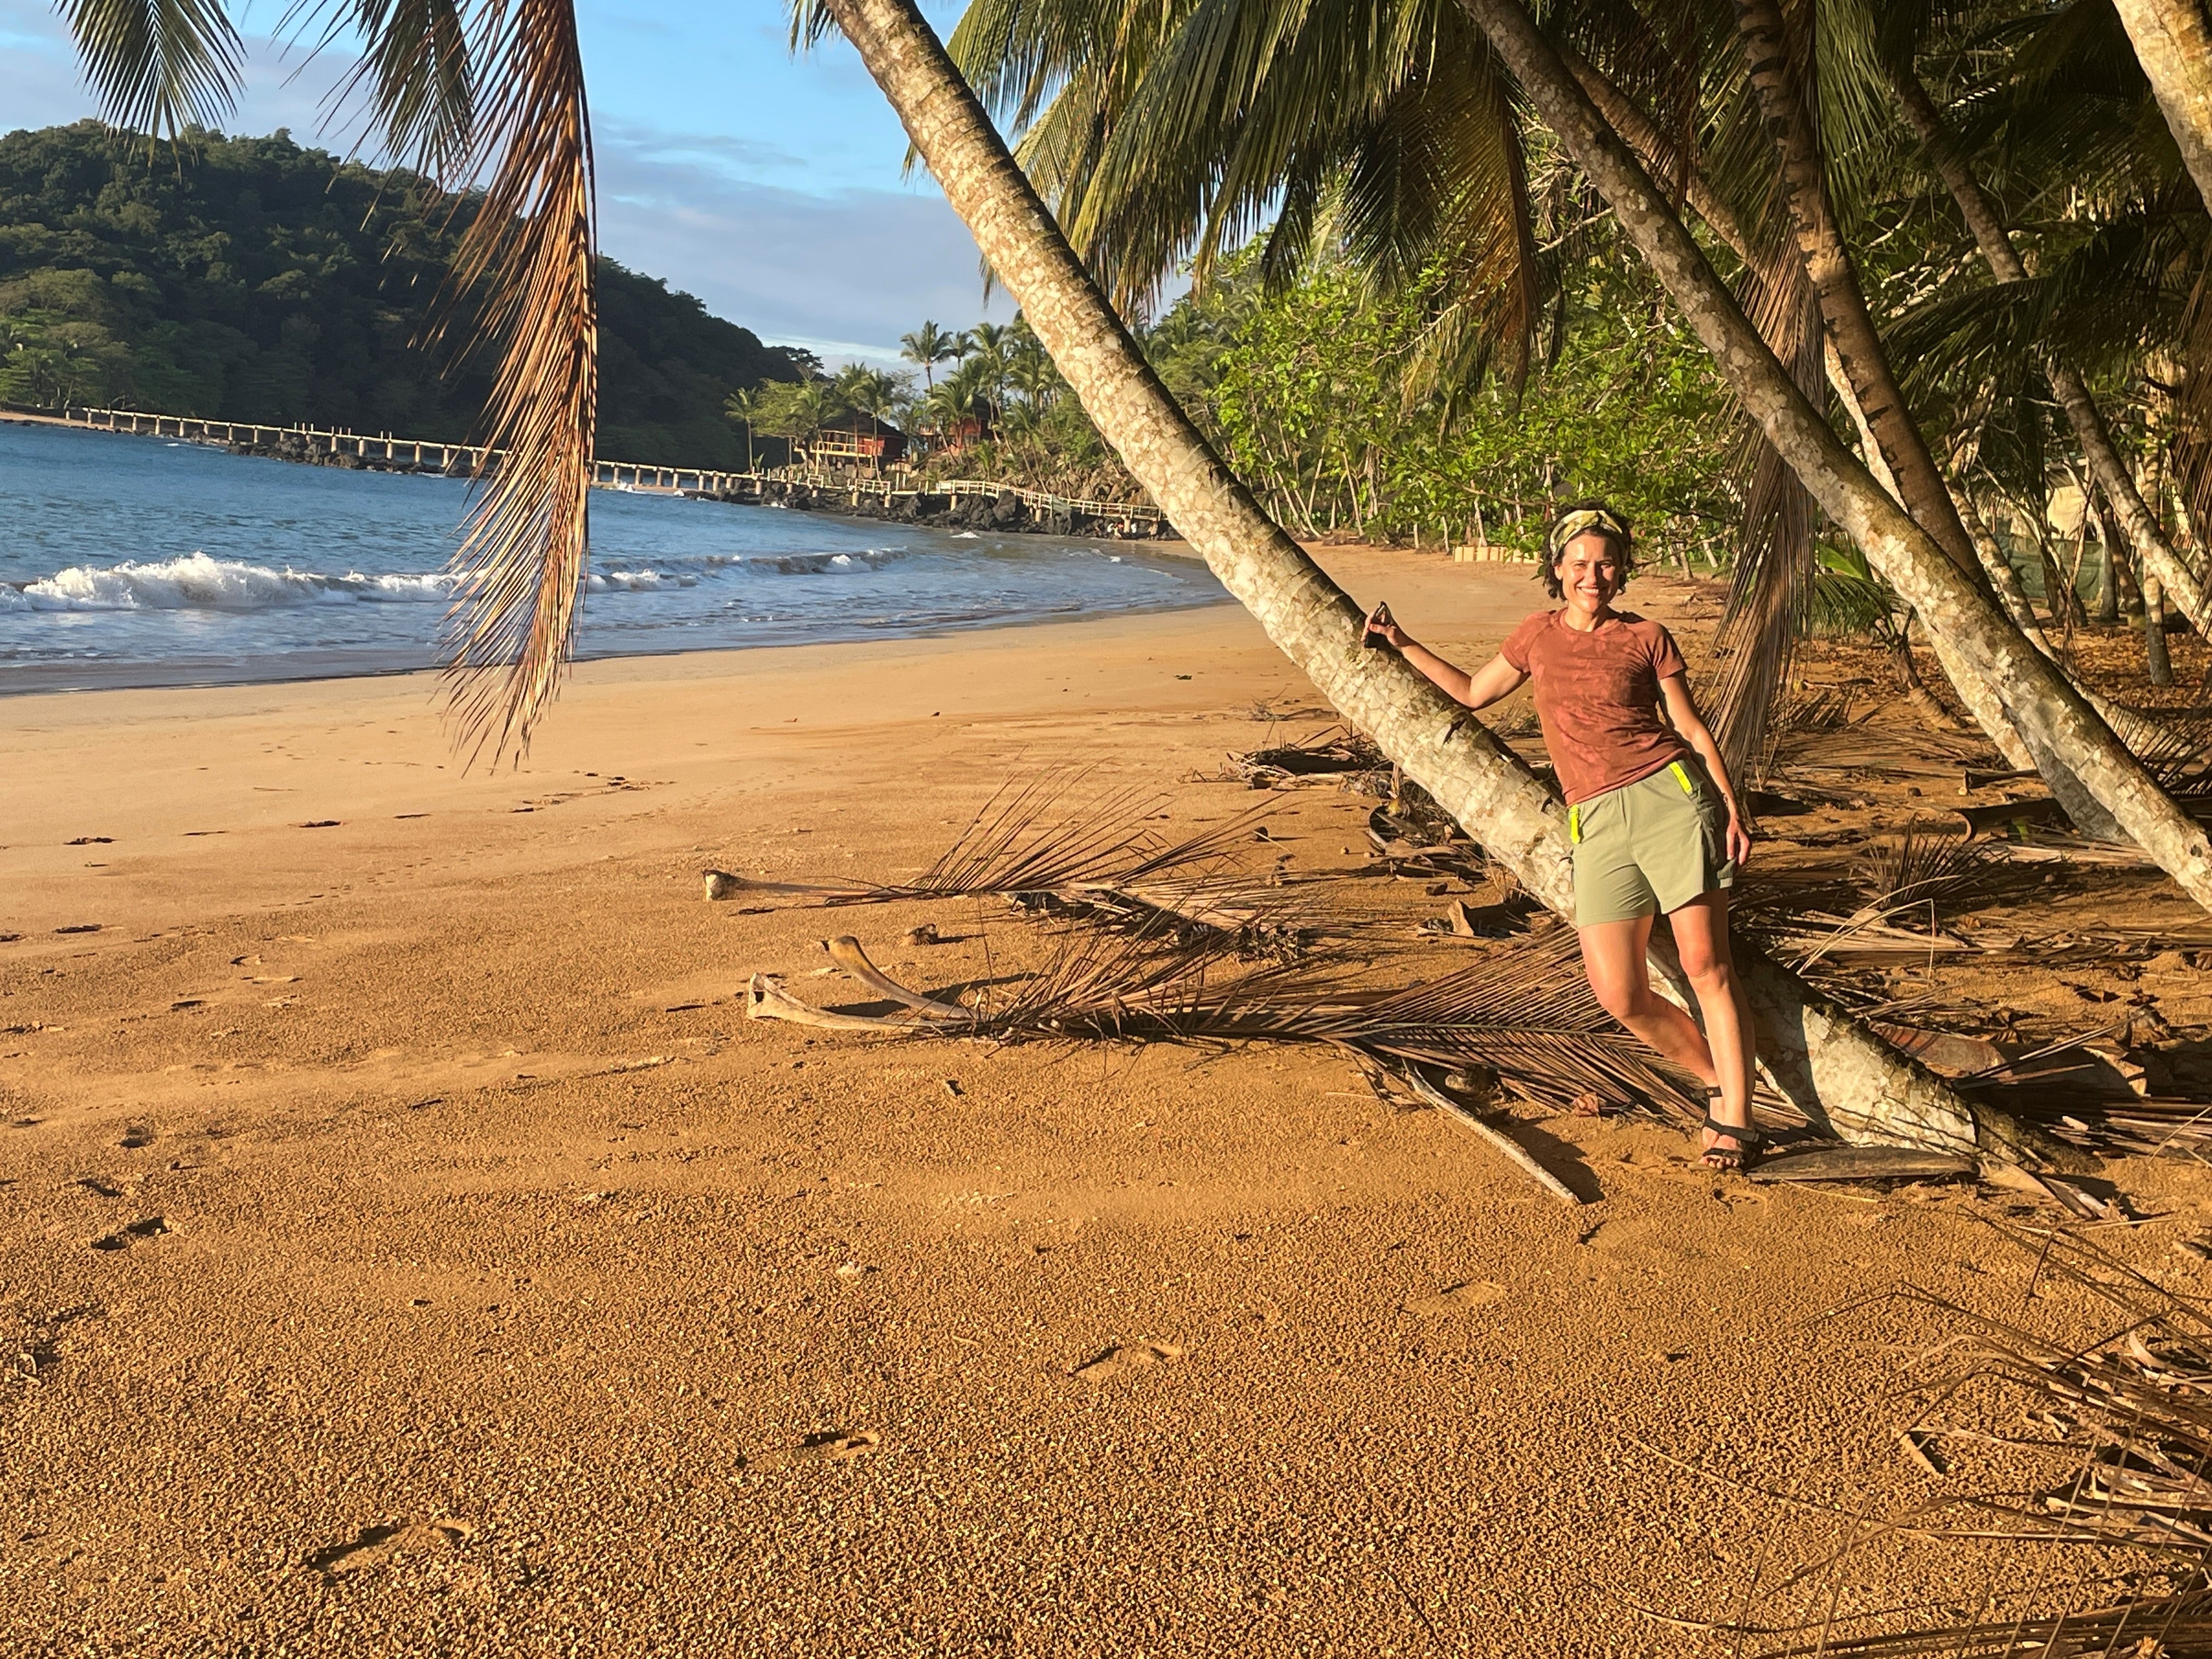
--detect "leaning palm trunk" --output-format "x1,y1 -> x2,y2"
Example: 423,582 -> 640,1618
1458,0 -> 2212,910
2111,0 -> 2212,211
1889,60 -> 2212,642
815,0 -> 2062,1166
1731,0 -> 2083,797
1571,44 -> 2035,774
1732,0 -> 1982,585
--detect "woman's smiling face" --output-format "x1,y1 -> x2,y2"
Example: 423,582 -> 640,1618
1556,532 -> 1625,616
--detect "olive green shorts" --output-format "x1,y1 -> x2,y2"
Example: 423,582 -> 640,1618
1568,758 -> 1735,927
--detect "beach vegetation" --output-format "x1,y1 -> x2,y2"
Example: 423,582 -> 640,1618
0,122 -> 810,469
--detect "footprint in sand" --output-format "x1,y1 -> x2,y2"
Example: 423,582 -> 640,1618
744,1429 -> 882,1470
90,1216 -> 168,1252
308,1519 -> 475,1576
1402,1281 -> 1508,1317
1070,1340 -> 1183,1381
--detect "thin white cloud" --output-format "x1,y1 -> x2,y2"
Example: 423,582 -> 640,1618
595,126 -> 1014,362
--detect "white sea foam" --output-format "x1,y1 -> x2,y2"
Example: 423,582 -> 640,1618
4,552 -> 455,612
0,545 -> 917,617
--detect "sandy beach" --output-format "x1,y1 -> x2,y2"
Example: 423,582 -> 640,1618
6,545 -> 2207,1655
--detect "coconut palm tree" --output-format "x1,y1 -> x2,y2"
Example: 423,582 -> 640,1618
964,318 -> 1014,409
1881,42 -> 2209,641
788,0 -> 2080,1159
724,385 -> 762,472
1449,0 -> 2212,901
2109,0 -> 2212,209
899,319 -> 960,389
934,0 -> 2212,889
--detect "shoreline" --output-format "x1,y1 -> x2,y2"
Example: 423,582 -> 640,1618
2,405 -> 1175,541
0,578 -> 1225,698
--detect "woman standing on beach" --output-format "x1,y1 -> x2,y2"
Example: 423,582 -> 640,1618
1364,503 -> 1762,1170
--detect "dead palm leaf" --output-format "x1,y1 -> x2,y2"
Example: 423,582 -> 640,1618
705,769 -> 1284,932
750,919 -> 1711,1121
289,0 -> 478,176
1753,1229 -> 2212,1655
430,0 -> 597,763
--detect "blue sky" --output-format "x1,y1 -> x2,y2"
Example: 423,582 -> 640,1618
0,0 -> 1014,367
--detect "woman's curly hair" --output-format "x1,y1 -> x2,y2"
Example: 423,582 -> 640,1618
1539,500 -> 1635,599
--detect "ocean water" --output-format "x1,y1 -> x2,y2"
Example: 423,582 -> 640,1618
0,420 -> 1222,692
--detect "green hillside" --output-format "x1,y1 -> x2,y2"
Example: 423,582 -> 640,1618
0,122 -> 806,467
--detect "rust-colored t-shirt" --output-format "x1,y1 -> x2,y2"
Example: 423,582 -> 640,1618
1499,609 -> 1694,804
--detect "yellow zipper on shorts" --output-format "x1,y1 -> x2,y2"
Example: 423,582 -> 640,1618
1568,804 -> 1581,843
1669,760 -> 1695,795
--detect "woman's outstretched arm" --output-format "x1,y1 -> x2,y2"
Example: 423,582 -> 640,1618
1658,674 -> 1756,866
1364,606 -> 1529,710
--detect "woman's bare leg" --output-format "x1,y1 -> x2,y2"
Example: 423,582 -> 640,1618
1576,913 -> 1719,1086
1665,891 -> 1758,1158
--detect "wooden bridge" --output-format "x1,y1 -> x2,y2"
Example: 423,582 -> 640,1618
48,405 -> 1166,532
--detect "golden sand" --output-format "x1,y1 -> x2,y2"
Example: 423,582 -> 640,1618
5,548 -> 2204,1653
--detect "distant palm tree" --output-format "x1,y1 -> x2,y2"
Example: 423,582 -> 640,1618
899,320 -> 959,389
1009,351 -> 1058,411
723,386 -> 762,472
964,319 -> 1012,405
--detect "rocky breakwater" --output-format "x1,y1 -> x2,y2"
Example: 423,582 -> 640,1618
225,430 -> 464,475
725,476 -> 1168,540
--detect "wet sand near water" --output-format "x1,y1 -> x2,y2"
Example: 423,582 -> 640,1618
5,547 -> 2207,1654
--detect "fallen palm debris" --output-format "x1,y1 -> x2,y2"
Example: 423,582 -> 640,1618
732,748 -> 2212,1183
746,926 -> 1707,1202
1742,1228 -> 2212,1656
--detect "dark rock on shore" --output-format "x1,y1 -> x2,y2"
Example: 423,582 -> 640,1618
227,431 -> 468,476
710,477 -> 1164,540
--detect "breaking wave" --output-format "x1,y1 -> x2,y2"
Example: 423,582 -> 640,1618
0,546 -> 913,614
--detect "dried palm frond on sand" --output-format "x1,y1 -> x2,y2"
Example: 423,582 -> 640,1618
703,770 -> 1285,936
749,924 -> 1708,1126
1744,1229 -> 2212,1655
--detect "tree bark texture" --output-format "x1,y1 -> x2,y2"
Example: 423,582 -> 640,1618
2111,0 -> 2212,211
1889,60 -> 2212,640
1459,0 -> 2212,899
1573,44 -> 2034,768
1731,0 -> 1984,585
819,0 -> 2062,1165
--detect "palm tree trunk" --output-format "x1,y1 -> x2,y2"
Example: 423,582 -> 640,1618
1888,59 -> 2212,639
1457,0 -> 2212,901
1954,479 -> 2047,644
1731,0 -> 1984,586
816,0 -> 2067,1167
2110,0 -> 2212,210
1571,42 -> 2036,768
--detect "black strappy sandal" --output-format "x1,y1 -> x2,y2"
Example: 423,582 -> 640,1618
1701,1087 -> 1764,1172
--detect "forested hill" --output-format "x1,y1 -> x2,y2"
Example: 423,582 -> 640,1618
0,122 -> 808,467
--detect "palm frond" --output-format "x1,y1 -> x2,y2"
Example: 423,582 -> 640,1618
704,769 -> 1283,932
1705,225 -> 1826,778
750,919 -> 1709,1119
943,0 -> 1545,391
59,0 -> 244,140
297,0 -> 477,175
1750,1228 -> 2212,1655
428,0 -> 598,762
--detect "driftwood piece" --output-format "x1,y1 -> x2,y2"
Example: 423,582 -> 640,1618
1397,1066 -> 1588,1206
706,869 -> 872,902
826,936 -> 971,1020
745,974 -> 934,1032
1747,1146 -> 1977,1184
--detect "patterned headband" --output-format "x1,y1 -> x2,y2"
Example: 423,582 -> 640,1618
1547,506 -> 1629,557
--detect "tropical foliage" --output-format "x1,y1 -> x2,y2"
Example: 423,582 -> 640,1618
0,122 -> 810,469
